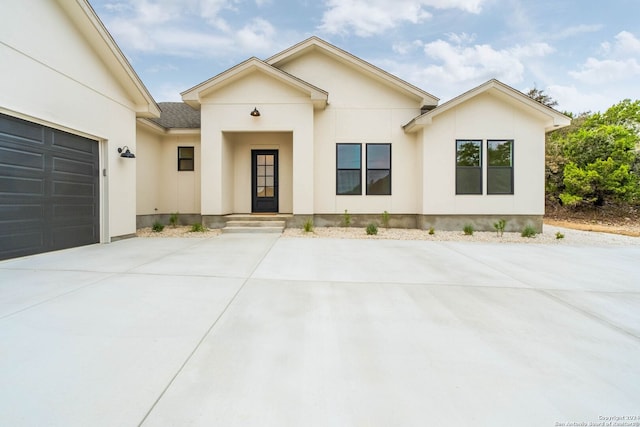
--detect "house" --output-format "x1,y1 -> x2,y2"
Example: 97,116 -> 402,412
0,0 -> 570,260
137,37 -> 570,232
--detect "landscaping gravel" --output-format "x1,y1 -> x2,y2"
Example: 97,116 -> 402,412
282,224 -> 640,246
136,224 -> 638,246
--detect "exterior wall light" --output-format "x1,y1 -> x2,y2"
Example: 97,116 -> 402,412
250,107 -> 261,117
118,146 -> 135,158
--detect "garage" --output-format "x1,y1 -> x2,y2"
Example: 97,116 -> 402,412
0,113 -> 100,260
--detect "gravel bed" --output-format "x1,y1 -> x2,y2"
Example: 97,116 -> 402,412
282,225 -> 640,246
136,226 -> 221,238
136,224 -> 638,246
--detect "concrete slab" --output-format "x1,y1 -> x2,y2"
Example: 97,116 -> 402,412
0,233 -> 638,426
253,238 -> 526,288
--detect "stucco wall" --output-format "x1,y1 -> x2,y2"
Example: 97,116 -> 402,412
421,92 -> 546,215
0,0 -> 142,239
136,125 -> 201,216
276,50 -> 423,215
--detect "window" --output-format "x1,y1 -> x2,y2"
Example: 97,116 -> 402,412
456,140 -> 482,194
336,144 -> 361,195
366,144 -> 391,195
487,140 -> 513,194
178,146 -> 194,171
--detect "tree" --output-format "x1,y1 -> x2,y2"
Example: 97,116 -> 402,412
547,99 -> 640,208
526,85 -> 559,108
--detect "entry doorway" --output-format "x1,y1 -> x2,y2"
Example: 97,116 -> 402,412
251,150 -> 278,213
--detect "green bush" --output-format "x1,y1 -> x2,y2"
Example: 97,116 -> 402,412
169,212 -> 179,227
463,224 -> 474,236
342,209 -> 351,227
366,223 -> 378,235
190,223 -> 205,232
152,221 -> 164,232
556,231 -> 565,239
493,219 -> 507,237
381,211 -> 390,228
521,225 -> 537,238
428,227 -> 435,235
303,218 -> 314,233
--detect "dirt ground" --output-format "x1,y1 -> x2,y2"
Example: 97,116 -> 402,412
544,205 -> 640,237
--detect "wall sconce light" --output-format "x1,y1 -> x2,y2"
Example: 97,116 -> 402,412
250,107 -> 261,117
118,146 -> 135,158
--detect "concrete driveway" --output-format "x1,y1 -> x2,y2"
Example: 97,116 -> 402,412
1,234 -> 639,426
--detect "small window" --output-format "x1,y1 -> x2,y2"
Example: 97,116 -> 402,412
487,140 -> 513,194
456,140 -> 482,195
178,146 -> 194,171
336,144 -> 362,195
366,144 -> 391,195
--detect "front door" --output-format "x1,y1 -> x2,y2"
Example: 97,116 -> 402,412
251,150 -> 278,213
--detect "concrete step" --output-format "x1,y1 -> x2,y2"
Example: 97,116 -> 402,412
225,220 -> 286,228
222,226 -> 283,234
224,214 -> 291,222
222,218 -> 285,234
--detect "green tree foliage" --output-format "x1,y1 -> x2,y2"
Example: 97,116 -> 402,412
527,85 -> 559,108
547,99 -> 640,208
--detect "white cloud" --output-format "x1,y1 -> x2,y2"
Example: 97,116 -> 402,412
569,31 -> 640,84
236,18 -> 277,52
319,0 -> 485,37
569,58 -> 640,84
551,24 -> 602,40
419,38 -> 554,85
547,84 -> 616,114
99,0 -> 279,58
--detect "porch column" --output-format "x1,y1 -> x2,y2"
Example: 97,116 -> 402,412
292,106 -> 314,215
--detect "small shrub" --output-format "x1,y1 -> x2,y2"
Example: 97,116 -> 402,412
342,209 -> 351,227
493,219 -> 507,237
521,224 -> 537,238
303,218 -> 314,233
381,211 -> 390,228
152,221 -> 164,232
555,231 -> 565,239
428,227 -> 435,235
463,224 -> 474,236
191,223 -> 205,232
169,212 -> 179,227
366,223 -> 378,235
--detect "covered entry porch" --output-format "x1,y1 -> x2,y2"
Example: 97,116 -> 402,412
221,131 -> 293,214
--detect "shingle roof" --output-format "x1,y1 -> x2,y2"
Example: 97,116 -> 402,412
149,102 -> 200,129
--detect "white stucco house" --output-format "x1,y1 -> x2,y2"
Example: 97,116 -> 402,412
0,0 -> 570,259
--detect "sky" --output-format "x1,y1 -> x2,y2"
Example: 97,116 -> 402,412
89,0 -> 640,114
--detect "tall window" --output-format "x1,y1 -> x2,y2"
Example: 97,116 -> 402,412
456,140 -> 482,194
336,144 -> 361,195
487,140 -> 513,194
366,144 -> 391,195
178,146 -> 194,171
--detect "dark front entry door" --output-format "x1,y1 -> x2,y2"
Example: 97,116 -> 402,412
251,150 -> 278,213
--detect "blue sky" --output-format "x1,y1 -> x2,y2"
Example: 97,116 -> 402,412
90,0 -> 640,114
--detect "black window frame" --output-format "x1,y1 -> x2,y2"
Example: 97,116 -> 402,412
336,143 -> 362,195
487,139 -> 514,195
177,146 -> 195,171
455,139 -> 483,195
366,143 -> 391,195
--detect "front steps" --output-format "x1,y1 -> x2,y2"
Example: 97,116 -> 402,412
221,214 -> 288,234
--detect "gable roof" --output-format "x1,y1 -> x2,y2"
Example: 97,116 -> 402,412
403,79 -> 571,133
266,36 -> 439,108
181,57 -> 328,110
61,0 -> 159,118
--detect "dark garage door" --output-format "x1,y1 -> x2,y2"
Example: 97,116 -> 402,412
0,113 -> 100,260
